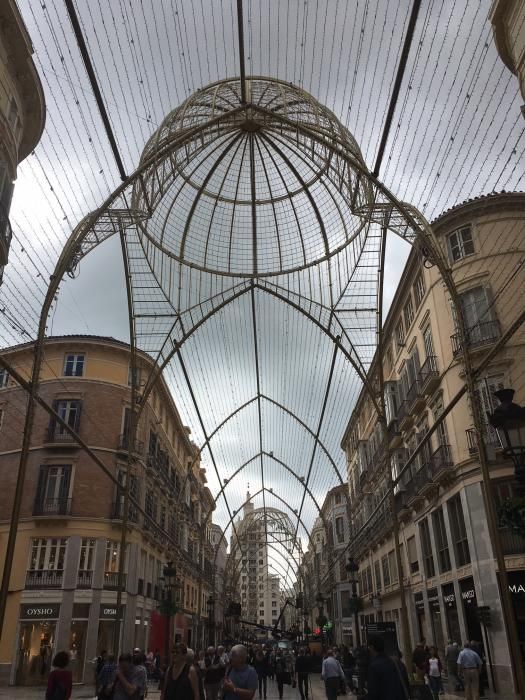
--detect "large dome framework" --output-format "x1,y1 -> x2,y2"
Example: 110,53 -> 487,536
11,76 -> 452,626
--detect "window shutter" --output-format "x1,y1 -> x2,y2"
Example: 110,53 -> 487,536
35,466 -> 47,507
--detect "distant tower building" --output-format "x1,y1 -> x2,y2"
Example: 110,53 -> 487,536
0,1 -> 45,282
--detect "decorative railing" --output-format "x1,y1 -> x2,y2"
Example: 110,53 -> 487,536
419,355 -> 439,390
26,569 -> 63,589
451,320 -> 501,356
33,497 -> 71,516
77,570 -> 93,588
103,571 -> 127,590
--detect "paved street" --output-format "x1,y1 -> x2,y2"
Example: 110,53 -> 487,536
0,676 -> 520,700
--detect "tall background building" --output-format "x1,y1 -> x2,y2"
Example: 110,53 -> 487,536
0,336 -> 217,686
0,0 -> 45,283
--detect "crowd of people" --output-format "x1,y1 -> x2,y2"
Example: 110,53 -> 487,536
44,636 -> 486,700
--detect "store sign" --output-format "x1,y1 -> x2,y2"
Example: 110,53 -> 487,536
443,593 -> 455,604
509,584 -> 525,594
20,604 -> 60,619
100,606 -> 122,619
461,589 -> 476,601
342,626 -> 352,633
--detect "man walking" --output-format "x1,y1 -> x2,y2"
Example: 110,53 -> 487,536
295,647 -> 311,700
204,646 -> 225,700
366,637 -> 408,700
321,649 -> 345,700
457,642 -> 482,700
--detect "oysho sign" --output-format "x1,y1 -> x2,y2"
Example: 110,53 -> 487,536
20,603 -> 60,619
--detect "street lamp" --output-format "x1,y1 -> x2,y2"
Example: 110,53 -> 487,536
346,556 -> 361,647
159,561 -> 180,662
206,596 -> 215,646
489,389 -> 525,490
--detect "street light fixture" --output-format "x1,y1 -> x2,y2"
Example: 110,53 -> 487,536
488,389 -> 525,490
346,556 -> 361,647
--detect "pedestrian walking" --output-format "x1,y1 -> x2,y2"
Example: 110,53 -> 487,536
204,646 -> 225,700
97,654 -> 117,699
161,643 -> 200,700
366,637 -> 408,700
321,649 -> 345,700
46,651 -> 73,700
113,653 -> 147,700
295,647 -> 311,700
411,641 -> 428,682
254,647 -> 269,699
222,644 -> 258,700
426,647 -> 443,700
444,640 -> 461,691
457,642 -> 482,700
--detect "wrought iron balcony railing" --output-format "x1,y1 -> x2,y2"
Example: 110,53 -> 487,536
26,569 -> 63,589
77,570 -> 93,589
430,444 -> 453,473
33,497 -> 71,516
103,571 -> 127,590
451,320 -> 501,356
419,355 -> 439,393
466,427 -> 501,455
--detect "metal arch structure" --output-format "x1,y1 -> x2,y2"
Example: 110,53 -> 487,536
1,75 -> 486,661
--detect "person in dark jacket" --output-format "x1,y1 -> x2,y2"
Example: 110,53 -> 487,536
366,637 -> 408,700
295,647 -> 312,700
254,648 -> 269,699
46,651 -> 73,700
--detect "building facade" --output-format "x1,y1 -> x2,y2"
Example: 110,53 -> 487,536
0,336 -> 215,686
341,192 -> 525,693
490,0 -> 525,113
0,0 -> 46,282
211,523 -> 227,644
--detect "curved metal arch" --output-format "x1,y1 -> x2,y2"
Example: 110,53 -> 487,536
202,448 -> 329,535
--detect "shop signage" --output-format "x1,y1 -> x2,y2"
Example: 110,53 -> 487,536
461,589 -> 476,601
427,589 -> 440,609
20,603 -> 60,619
100,605 -> 122,619
509,584 -> 525,594
414,593 -> 425,611
342,626 -> 352,633
443,593 -> 455,604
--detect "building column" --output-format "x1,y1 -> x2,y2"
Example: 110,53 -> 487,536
55,536 -> 81,653
462,482 -> 513,694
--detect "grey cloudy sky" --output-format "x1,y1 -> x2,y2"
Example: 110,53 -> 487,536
2,1 -> 524,558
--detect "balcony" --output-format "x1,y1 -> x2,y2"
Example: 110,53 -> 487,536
387,419 -> 403,449
466,427 -> 501,455
117,433 -> 144,455
26,569 -> 63,589
451,320 -> 501,356
430,444 -> 454,483
77,570 -> 93,589
45,428 -> 77,445
419,355 -> 439,395
397,400 -> 413,431
33,497 -> 71,517
103,571 -> 127,590
111,501 -> 140,524
406,379 -> 425,415
0,201 -> 13,266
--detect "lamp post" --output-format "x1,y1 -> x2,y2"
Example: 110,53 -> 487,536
316,592 -> 327,645
159,561 -> 179,662
207,596 -> 215,646
489,388 -> 525,493
346,556 -> 361,647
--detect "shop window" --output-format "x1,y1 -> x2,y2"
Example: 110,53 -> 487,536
447,225 -> 474,263
413,272 -> 426,307
432,507 -> 452,572
63,353 -> 85,377
448,494 -> 471,567
419,519 -> 436,578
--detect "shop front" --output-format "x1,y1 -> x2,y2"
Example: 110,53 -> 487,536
508,571 -> 525,667
97,605 -> 124,656
427,588 -> 445,654
459,577 -> 482,644
69,604 -> 90,683
15,603 -> 60,686
442,583 -> 461,644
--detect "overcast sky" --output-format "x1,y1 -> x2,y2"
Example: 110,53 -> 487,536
2,1 -> 524,567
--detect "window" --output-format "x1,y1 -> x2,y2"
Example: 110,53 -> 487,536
448,494 -> 471,567
35,465 -> 72,514
30,537 -> 67,571
395,319 -> 405,349
105,541 -> 125,572
474,374 -> 505,441
0,367 -> 8,388
407,536 -> 419,574
260,619 -> 265,625
272,601 -> 277,607
423,326 -> 435,359
51,399 -> 81,438
431,395 -> 449,449
432,507 -> 451,572
63,353 -> 85,377
381,555 -> 390,587
404,297 -> 414,329
79,538 -> 95,570
7,98 -> 18,129
341,590 -> 352,618
335,492 -> 342,505
335,516 -> 345,544
459,286 -> 492,332
448,226 -> 474,263
374,560 -> 382,591
388,550 -> 398,583
384,382 -> 399,425
413,272 -> 426,307
419,519 -> 436,578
